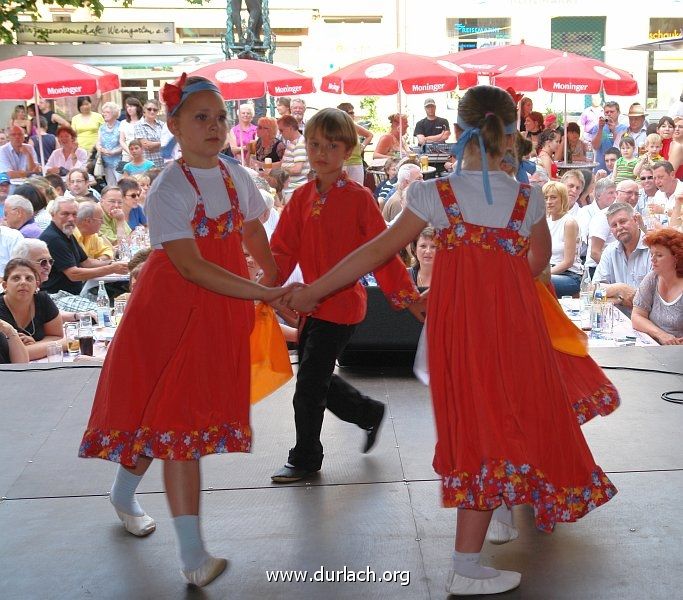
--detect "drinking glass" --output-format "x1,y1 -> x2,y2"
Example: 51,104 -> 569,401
113,299 -> 127,326
78,322 -> 94,356
46,341 -> 63,363
63,322 -> 80,356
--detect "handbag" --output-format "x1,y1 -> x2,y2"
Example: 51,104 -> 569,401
250,302 -> 293,404
93,152 -> 105,178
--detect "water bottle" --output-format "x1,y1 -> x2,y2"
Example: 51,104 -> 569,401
579,268 -> 594,311
96,281 -> 111,327
585,148 -> 594,164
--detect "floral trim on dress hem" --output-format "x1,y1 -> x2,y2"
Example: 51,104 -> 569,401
79,423 -> 251,467
574,383 -> 620,425
386,287 -> 422,310
440,458 -> 617,533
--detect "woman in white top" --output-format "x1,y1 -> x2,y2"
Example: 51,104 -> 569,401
119,97 -> 143,168
45,126 -> 88,176
544,181 -> 582,297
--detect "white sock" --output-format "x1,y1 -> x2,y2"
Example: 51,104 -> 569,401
110,466 -> 145,517
492,504 -> 513,527
173,515 -> 210,572
451,551 -> 500,580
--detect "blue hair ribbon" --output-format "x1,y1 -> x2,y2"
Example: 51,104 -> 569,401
169,80 -> 222,116
452,115 -> 518,205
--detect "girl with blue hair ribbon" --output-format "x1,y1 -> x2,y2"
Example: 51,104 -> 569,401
285,85 -> 617,596
79,75 -> 288,587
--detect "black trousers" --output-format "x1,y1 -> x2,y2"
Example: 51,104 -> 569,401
287,317 -> 384,471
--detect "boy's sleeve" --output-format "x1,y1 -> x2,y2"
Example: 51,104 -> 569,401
360,191 -> 420,309
269,198 -> 302,285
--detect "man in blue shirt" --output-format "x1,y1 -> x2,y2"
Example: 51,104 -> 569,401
590,101 -> 628,171
0,126 -> 41,181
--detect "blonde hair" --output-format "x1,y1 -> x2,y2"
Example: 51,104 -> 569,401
543,181 -> 569,214
646,133 -> 662,146
239,103 -> 255,117
257,116 -> 277,136
304,108 -> 357,150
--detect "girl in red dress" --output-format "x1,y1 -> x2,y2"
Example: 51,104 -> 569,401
79,75 -> 284,587
286,86 -> 618,596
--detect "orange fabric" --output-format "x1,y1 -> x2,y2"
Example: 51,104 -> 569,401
270,177 -> 419,325
535,280 -> 588,357
250,302 -> 293,404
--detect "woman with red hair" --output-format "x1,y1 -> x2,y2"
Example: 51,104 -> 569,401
632,228 -> 683,345
523,111 -> 544,154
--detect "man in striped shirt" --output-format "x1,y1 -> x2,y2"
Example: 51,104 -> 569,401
277,115 -> 310,202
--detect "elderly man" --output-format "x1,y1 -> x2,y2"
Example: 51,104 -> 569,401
65,167 -> 99,202
414,98 -> 450,146
39,197 -> 128,295
0,126 -> 41,181
0,172 -> 10,218
11,238 -> 98,320
290,97 -> 306,132
615,179 -> 640,208
277,115 -> 310,201
584,178 -> 617,277
625,103 -> 649,151
652,161 -> 683,219
593,202 -> 651,310
99,186 -> 132,247
382,163 -> 423,222
74,201 -> 114,262
4,194 -> 42,238
590,101 -> 628,171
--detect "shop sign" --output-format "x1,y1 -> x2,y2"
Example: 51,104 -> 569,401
17,22 -> 175,44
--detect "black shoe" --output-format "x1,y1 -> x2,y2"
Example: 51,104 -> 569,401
362,404 -> 386,454
271,464 -> 317,483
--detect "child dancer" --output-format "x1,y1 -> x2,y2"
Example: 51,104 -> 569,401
286,86 -> 617,595
79,74 -> 285,587
269,107 -> 422,483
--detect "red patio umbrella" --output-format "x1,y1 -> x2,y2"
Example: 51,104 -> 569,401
437,42 -> 566,76
0,52 -> 120,100
320,52 -> 476,96
190,59 -> 315,100
492,52 -> 639,96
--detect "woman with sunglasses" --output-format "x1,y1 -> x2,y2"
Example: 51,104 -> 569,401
134,100 -> 164,169
118,178 -> 147,230
0,258 -> 64,361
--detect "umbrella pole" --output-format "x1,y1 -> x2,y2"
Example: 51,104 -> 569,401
33,90 -> 46,175
564,94 -> 568,166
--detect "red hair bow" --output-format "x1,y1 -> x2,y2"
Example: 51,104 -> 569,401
161,72 -> 188,114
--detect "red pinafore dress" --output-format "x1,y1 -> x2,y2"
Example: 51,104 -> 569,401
427,178 -> 617,532
79,159 -> 253,466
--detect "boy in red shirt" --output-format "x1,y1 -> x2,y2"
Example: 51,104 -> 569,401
270,108 -> 423,482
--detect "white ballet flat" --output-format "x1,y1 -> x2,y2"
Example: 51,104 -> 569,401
486,519 -> 519,545
182,556 -> 228,587
446,568 -> 521,596
112,505 -> 156,537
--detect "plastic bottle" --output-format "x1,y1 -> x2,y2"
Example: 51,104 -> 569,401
579,268 -> 594,310
96,281 -> 111,327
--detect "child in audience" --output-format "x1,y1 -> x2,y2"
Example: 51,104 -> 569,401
612,136 -> 638,182
122,139 -> 155,176
634,133 -> 665,177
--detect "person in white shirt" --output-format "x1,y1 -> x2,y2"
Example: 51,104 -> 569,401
652,161 -> 683,222
593,202 -> 651,310
584,178 -> 617,276
544,181 -> 582,296
0,224 -> 24,272
0,126 -> 40,181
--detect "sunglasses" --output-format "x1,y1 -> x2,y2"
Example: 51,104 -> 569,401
145,107 -> 159,112
640,176 -> 654,180
34,258 -> 55,268
126,192 -> 141,198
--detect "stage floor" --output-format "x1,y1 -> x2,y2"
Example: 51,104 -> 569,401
0,347 -> 681,599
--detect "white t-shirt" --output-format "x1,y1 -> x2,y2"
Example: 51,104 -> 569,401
653,180 -> 683,214
147,159 -> 265,249
407,170 -> 545,236
585,208 -> 615,269
548,213 -> 582,275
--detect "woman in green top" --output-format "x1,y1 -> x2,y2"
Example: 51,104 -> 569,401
337,103 -> 373,184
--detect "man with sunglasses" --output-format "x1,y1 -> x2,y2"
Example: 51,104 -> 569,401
74,201 -> 114,262
636,166 -> 658,215
134,100 -> 164,168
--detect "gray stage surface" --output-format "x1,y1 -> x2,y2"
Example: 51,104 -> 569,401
1,347 -> 681,600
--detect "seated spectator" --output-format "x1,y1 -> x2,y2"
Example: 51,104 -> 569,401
99,185 -> 132,246
0,258 -> 63,360
74,201 -> 114,261
118,178 -> 147,229
251,117 -> 285,173
39,197 -> 128,295
122,139 -> 154,176
657,116 -> 675,159
593,202 -> 652,310
0,126 -> 41,179
652,161 -> 683,220
0,224 -> 23,272
544,182 -> 582,297
634,133 -> 664,177
0,172 -> 10,218
382,163 -> 422,222
612,136 -> 637,183
585,178 -> 617,277
632,228 -> 683,344
134,173 -> 151,206
409,227 -> 436,289
277,115 -> 309,201
44,173 -> 65,197
13,183 -> 49,232
45,126 -> 88,176
603,147 -> 620,177
534,130 -> 560,181
259,189 -> 279,240
64,167 -> 100,202
0,317 -> 29,364
374,157 -> 399,208
565,122 -> 586,163
4,194 -> 41,238
523,111 -> 545,152
373,113 -> 411,160
11,238 -> 98,320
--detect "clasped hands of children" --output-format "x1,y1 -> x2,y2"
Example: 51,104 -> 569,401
261,282 -> 428,323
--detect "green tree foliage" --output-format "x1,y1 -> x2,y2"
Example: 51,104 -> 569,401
1,0 -> 206,45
